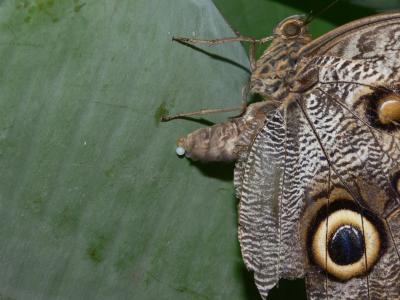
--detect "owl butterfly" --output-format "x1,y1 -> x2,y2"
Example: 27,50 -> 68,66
164,12 -> 400,299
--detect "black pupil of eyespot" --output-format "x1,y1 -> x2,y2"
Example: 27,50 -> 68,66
328,225 -> 365,265
284,24 -> 300,36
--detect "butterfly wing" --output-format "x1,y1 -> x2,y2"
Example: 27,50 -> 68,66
236,12 -> 400,299
296,12 -> 400,299
235,97 -> 332,298
296,54 -> 400,299
296,55 -> 400,299
300,12 -> 400,61
235,106 -> 302,297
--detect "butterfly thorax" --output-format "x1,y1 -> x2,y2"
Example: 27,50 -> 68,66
250,15 -> 312,101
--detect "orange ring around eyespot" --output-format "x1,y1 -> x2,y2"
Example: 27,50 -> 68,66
311,209 -> 381,280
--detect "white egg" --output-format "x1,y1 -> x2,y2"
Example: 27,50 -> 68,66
176,146 -> 186,156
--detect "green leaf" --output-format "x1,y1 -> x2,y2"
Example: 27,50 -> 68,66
0,0 -> 256,299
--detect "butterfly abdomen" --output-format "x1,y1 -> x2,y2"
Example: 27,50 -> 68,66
176,102 -> 269,162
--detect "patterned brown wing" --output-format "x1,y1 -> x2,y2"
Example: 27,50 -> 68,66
236,13 -> 400,299
293,55 -> 400,299
300,12 -> 400,61
235,99 -> 328,297
292,14 -> 400,299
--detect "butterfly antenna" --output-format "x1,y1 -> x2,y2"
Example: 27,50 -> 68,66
304,0 -> 339,25
304,10 -> 314,25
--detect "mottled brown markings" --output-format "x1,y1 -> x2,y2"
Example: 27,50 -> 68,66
299,14 -> 400,57
327,97 -> 400,209
295,98 -> 368,210
339,60 -> 351,70
292,64 -> 320,93
304,83 -> 398,296
299,14 -> 400,299
251,19 -> 312,100
322,89 -> 400,215
260,64 -> 270,73
316,87 -> 400,167
354,27 -> 380,60
384,217 -> 400,265
295,96 -> 376,297
384,208 -> 400,287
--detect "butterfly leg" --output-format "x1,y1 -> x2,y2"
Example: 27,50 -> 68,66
173,33 -> 273,45
248,41 -> 256,71
173,35 -> 272,72
173,35 -> 255,46
160,105 -> 245,122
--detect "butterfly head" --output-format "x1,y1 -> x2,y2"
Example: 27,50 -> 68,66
273,15 -> 308,39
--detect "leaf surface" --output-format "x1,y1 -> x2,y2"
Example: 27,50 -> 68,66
0,0 -> 253,299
